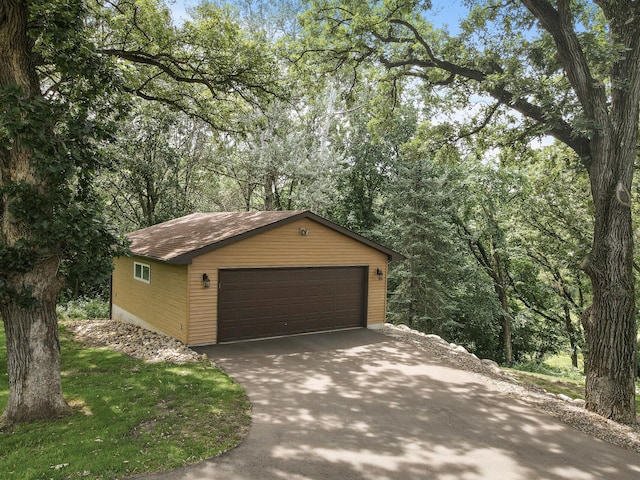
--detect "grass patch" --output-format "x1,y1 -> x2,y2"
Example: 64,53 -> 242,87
507,353 -> 640,414
505,369 -> 585,399
0,322 -> 250,479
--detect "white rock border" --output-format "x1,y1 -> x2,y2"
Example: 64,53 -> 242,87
385,322 -> 589,405
64,319 -> 203,364
64,319 -> 640,453
380,323 -> 640,452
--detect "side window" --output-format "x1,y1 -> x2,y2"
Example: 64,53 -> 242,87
134,262 -> 150,283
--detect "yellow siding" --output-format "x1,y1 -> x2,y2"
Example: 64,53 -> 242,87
187,218 -> 389,345
112,256 -> 188,343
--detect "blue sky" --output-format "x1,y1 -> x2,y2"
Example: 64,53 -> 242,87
166,0 -> 469,32
166,0 -> 195,22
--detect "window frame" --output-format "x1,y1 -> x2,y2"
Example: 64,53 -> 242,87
134,261 -> 151,284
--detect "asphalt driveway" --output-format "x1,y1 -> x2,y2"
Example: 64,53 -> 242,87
141,329 -> 640,479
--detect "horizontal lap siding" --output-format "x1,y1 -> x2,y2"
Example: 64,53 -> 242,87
112,256 -> 188,343
187,218 -> 388,345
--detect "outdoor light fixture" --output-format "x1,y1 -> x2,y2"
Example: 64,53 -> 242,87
202,273 -> 211,288
376,268 -> 384,280
299,228 -> 309,236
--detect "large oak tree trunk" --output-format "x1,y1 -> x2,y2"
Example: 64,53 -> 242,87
1,295 -> 69,423
582,134 -> 638,424
580,11 -> 640,422
521,0 -> 640,424
0,1 -> 70,424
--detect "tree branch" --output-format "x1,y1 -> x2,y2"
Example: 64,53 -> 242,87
520,0 -> 608,122
377,20 -> 592,158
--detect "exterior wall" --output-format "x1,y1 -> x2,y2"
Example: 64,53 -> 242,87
187,218 -> 389,345
111,256 -> 188,343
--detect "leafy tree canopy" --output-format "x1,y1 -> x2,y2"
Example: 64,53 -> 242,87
94,0 -> 285,130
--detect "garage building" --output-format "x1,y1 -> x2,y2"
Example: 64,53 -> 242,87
111,210 -> 403,345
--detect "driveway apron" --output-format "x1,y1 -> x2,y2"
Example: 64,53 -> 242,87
139,329 -> 640,480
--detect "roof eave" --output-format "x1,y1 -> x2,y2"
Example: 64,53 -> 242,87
301,212 -> 405,261
131,210 -> 406,264
164,212 -> 309,264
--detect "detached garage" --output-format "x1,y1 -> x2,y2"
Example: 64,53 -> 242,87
111,210 -> 403,345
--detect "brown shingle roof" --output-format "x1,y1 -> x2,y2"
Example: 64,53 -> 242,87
126,210 -> 404,264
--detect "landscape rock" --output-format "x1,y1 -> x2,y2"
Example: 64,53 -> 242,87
65,319 -> 201,364
66,319 -> 640,454
453,345 -> 469,354
425,334 -> 447,344
380,323 -> 640,454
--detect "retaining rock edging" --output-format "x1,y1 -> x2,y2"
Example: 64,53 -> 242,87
381,323 -> 585,406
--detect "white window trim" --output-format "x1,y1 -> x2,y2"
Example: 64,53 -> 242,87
134,261 -> 151,284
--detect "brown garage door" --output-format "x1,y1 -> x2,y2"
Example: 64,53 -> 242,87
217,267 -> 367,342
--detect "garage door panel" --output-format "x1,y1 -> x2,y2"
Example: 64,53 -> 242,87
218,267 -> 367,342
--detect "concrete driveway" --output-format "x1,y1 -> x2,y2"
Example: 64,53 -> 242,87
141,329 -> 640,480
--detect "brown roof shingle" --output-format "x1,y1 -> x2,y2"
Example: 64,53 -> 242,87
126,210 -> 404,264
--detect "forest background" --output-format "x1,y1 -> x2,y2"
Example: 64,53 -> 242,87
2,0 -> 640,425
87,0 -> 608,369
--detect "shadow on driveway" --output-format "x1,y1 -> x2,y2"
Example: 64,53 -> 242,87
138,329 -> 640,480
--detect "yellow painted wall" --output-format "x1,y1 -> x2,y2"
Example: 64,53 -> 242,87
187,218 -> 389,345
111,256 -> 188,343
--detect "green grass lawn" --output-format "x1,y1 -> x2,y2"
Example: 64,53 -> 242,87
0,322 -> 250,479
506,353 -> 640,415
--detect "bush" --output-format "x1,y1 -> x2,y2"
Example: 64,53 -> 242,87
57,296 -> 110,320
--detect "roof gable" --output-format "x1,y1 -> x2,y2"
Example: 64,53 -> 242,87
126,211 -> 404,264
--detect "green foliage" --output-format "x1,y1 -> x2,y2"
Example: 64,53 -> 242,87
384,152 -> 504,361
0,323 -> 250,479
508,353 -> 587,400
104,101 -> 214,230
94,0 -> 283,131
326,102 -> 417,235
0,1 -> 127,304
56,297 -> 110,320
208,83 -> 346,212
510,310 -> 565,362
506,145 -> 592,364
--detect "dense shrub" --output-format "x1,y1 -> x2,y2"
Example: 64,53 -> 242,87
57,296 -> 110,320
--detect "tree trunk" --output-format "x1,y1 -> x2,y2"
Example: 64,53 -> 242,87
520,0 -> 640,425
1,297 -> 69,424
580,60 -> 639,421
494,282 -> 513,366
1,1 -> 70,424
582,137 -> 637,424
563,303 -> 579,369
263,173 -> 274,211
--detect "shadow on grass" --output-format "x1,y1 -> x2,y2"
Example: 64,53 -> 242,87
0,323 -> 250,480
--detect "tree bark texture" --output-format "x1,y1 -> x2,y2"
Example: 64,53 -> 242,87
1,298 -> 69,423
582,132 -> 638,424
563,303 -> 579,369
582,17 -> 640,424
0,1 -> 70,423
521,0 -> 640,424
494,282 -> 513,366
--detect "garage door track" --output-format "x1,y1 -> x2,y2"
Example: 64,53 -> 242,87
140,329 -> 640,480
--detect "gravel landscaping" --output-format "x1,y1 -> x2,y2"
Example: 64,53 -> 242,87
65,319 -> 640,454
383,323 -> 640,454
64,319 -> 203,364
